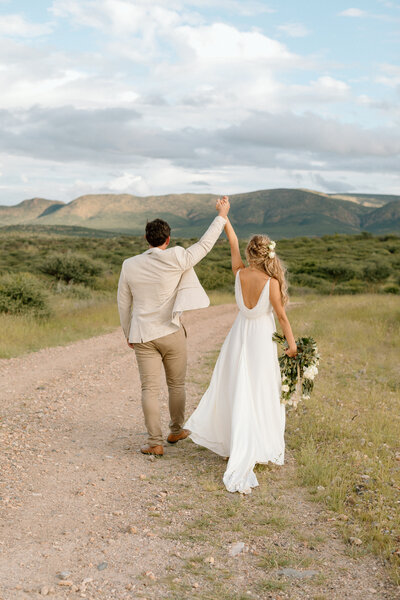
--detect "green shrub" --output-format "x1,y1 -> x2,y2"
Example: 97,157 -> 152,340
363,261 -> 391,282
316,262 -> 359,282
196,264 -> 234,290
335,279 -> 368,295
40,253 -> 103,285
382,284 -> 400,295
0,273 -> 50,317
290,273 -> 325,289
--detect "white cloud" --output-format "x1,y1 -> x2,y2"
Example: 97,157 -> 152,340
0,13 -> 54,37
176,22 -> 295,62
51,0 -> 182,36
186,0 -> 275,16
283,76 -> 350,109
221,112 -> 400,161
107,172 -> 150,195
376,63 -> 400,87
0,38 -> 144,110
338,8 -> 366,17
277,23 -> 310,38
312,75 -> 349,94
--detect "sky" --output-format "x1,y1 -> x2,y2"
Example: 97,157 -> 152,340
0,0 -> 399,205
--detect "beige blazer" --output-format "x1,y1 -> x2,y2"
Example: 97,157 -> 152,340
117,216 -> 227,343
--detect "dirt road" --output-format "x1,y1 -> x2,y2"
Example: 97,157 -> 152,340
0,305 -> 398,600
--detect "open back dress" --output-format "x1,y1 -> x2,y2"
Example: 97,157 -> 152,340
185,270 -> 285,494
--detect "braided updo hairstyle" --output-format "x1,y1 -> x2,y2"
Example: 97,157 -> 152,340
245,235 -> 289,305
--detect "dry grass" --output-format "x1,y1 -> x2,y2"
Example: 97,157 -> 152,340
284,294 -> 400,583
207,290 -> 235,305
0,295 -> 118,358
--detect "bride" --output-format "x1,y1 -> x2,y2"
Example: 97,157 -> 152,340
185,201 -> 297,494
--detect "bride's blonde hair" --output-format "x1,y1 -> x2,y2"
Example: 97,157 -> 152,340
245,235 -> 289,305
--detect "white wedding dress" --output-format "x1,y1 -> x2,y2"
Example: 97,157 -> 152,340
185,270 -> 285,494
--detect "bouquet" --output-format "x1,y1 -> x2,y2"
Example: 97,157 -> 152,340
272,333 -> 320,408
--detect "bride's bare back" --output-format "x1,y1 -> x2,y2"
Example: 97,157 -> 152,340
238,267 -> 270,310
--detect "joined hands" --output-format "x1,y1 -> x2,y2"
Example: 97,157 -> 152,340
216,196 -> 230,218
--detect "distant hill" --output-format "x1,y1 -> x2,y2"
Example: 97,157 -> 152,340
0,224 -> 120,238
360,200 -> 400,234
0,189 -> 399,238
327,193 -> 399,208
0,198 -> 63,225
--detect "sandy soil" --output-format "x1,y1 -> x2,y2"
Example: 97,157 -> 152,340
0,305 -> 398,600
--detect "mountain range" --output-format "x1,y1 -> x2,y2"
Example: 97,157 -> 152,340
1,189 -> 399,238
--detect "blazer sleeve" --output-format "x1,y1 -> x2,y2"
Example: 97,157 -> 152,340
117,262 -> 133,338
175,216 -> 227,271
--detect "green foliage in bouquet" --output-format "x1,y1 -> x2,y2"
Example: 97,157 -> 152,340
272,332 -> 320,408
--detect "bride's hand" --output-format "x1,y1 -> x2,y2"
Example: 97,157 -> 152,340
285,345 -> 297,358
216,196 -> 230,217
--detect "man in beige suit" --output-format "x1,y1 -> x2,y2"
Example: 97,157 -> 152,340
117,197 -> 230,456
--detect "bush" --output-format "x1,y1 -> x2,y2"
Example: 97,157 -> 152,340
335,279 -> 368,295
290,273 -> 325,289
363,261 -> 391,282
317,262 -> 359,282
382,284 -> 400,295
0,273 -> 50,317
196,264 -> 234,290
40,253 -> 103,285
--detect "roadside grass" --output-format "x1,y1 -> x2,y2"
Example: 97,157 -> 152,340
0,294 -> 119,358
159,440 -> 327,598
208,290 -> 235,305
284,294 -> 400,584
163,293 -> 399,594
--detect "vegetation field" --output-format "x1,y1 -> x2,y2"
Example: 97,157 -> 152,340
283,294 -> 400,584
165,293 -> 400,588
0,224 -> 398,587
0,227 -> 399,357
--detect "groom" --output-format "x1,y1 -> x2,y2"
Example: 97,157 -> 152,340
117,197 -> 230,456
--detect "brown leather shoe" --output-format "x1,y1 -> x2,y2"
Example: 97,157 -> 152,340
140,444 -> 164,456
167,429 -> 190,444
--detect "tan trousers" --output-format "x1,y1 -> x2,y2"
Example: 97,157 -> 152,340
134,326 -> 187,446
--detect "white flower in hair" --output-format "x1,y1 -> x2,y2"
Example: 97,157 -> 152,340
269,251 -> 276,258
269,241 -> 276,250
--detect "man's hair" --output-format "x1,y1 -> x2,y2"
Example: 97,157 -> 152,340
145,218 -> 171,247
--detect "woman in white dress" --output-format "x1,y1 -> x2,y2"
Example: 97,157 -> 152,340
185,208 -> 297,494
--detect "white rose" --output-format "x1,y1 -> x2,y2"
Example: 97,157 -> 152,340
269,242 -> 276,250
269,251 -> 276,259
304,365 -> 318,380
303,367 -> 313,380
281,384 -> 289,392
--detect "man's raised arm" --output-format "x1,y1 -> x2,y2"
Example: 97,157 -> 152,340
176,197 -> 230,271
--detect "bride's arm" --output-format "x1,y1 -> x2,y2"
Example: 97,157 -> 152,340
224,217 -> 245,274
270,278 -> 297,357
